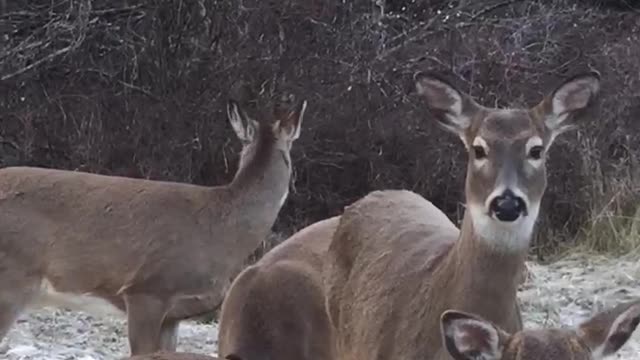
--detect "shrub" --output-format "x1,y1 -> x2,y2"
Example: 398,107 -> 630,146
1,0 -> 639,258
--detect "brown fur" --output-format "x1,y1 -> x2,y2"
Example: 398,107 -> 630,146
323,72 -> 600,360
324,190 -> 522,360
218,216 -> 339,360
0,95 -> 307,355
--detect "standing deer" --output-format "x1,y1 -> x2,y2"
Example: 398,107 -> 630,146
324,71 -> 600,360
0,91 -> 307,355
217,216 -> 339,360
440,299 -> 640,360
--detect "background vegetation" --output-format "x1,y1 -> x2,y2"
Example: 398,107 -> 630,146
2,0 -> 640,260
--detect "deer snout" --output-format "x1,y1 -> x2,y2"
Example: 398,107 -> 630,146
488,189 -> 527,222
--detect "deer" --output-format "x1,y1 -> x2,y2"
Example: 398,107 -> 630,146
0,88 -> 307,356
217,216 -> 339,360
323,71 -> 601,360
440,299 -> 640,360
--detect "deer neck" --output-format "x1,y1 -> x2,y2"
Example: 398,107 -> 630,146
220,135 -> 291,257
432,211 -> 528,331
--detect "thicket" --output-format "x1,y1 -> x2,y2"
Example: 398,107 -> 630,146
1,0 -> 640,258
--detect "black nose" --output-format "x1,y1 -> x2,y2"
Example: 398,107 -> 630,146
489,190 -> 526,222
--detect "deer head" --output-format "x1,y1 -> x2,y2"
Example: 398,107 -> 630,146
440,300 -> 640,360
415,72 -> 600,250
226,94 -> 306,174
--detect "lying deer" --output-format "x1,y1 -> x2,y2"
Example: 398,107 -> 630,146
440,299 -> 640,360
217,216 -> 339,360
0,91 -> 307,355
324,71 -> 600,360
216,203 -> 528,360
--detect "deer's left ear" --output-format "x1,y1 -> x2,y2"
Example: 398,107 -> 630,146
440,310 -> 509,360
533,71 -> 600,142
227,99 -> 259,143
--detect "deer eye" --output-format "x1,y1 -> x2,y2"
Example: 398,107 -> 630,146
528,145 -> 544,160
473,146 -> 487,159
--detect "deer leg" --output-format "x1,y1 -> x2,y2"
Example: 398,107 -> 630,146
157,295 -> 221,351
0,279 -> 38,345
514,299 -> 524,330
159,318 -> 180,351
0,296 -> 30,343
124,293 -> 169,355
0,265 -> 40,341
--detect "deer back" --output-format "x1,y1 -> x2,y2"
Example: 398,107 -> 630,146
324,190 -> 458,359
218,217 -> 339,360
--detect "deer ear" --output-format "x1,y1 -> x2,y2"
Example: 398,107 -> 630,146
577,300 -> 640,359
280,100 -> 307,141
227,99 -> 259,143
414,72 -> 482,143
274,99 -> 307,142
534,71 -> 600,141
440,310 -> 508,360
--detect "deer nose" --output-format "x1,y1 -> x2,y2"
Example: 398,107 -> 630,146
489,190 -> 526,222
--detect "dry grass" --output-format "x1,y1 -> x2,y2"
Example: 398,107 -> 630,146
577,189 -> 640,255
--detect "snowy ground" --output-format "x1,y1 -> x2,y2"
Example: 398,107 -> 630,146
2,253 -> 640,360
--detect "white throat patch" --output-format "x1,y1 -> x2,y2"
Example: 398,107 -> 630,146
467,202 -> 539,252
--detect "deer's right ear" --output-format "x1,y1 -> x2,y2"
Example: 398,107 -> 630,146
227,99 -> 258,143
414,72 -> 481,141
275,99 -> 307,142
577,300 -> 640,359
440,310 -> 507,360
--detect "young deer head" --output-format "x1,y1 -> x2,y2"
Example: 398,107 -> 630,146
441,300 -> 640,360
415,72 -> 600,250
227,94 -> 307,179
